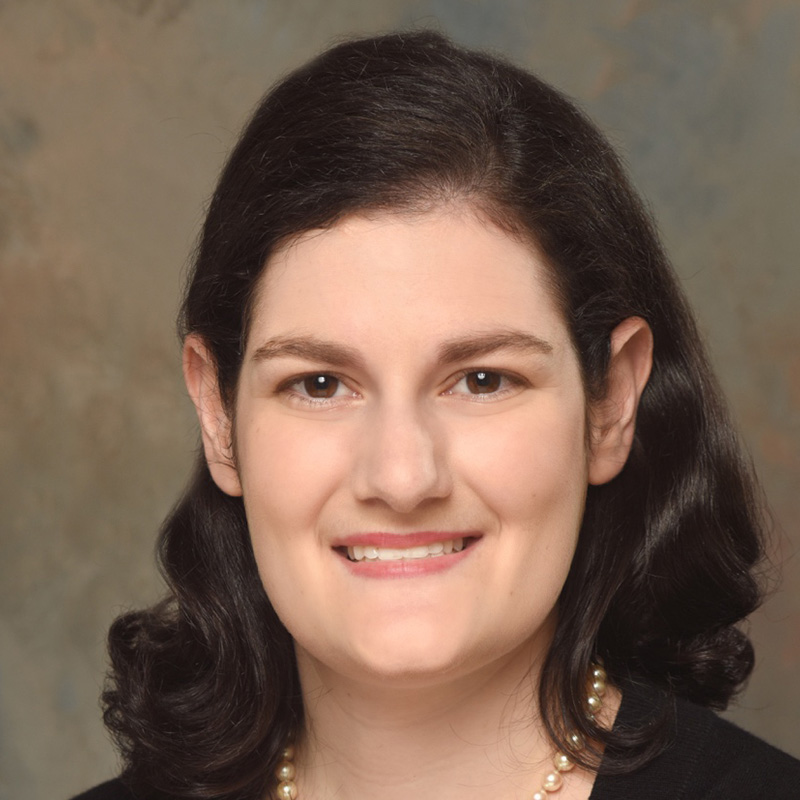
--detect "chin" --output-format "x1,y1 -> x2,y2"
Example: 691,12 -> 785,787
346,612 -> 555,689
381,640 -> 466,673
347,652 -> 470,689
300,620 -> 477,689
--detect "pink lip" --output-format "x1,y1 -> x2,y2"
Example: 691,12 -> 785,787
331,531 -> 480,548
332,532 -> 482,579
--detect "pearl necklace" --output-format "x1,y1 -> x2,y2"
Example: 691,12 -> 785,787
274,664 -> 607,800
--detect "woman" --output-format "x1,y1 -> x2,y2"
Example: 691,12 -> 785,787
75,31 -> 800,800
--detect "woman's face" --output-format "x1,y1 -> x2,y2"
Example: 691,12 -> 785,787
222,208 -> 601,686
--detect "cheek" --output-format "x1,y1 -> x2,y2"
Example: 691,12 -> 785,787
454,404 -> 588,636
234,416 -> 351,633
451,401 -> 589,521
235,415 -> 349,546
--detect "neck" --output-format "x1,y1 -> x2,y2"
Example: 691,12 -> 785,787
290,631 -> 601,800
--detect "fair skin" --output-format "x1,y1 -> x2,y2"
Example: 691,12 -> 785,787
185,206 -> 653,800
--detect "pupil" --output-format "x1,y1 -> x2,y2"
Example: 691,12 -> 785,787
467,371 -> 501,393
304,374 -> 338,398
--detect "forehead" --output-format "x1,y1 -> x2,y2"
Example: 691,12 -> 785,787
249,208 -> 569,352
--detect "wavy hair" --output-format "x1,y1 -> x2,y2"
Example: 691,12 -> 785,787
102,31 -> 766,799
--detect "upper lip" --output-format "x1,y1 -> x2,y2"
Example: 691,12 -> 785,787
331,531 -> 482,549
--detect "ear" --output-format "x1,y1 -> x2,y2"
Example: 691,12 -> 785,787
588,317 -> 653,486
183,334 -> 243,497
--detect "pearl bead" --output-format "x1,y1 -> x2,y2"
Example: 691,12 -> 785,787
592,676 -> 607,697
532,792 -> 547,800
586,692 -> 602,715
276,779 -> 298,799
282,745 -> 295,760
275,761 -> 296,781
567,730 -> 585,751
554,751 -> 574,772
592,665 -> 607,682
542,770 -> 563,792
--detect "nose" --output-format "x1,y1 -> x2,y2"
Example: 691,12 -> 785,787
352,400 -> 452,513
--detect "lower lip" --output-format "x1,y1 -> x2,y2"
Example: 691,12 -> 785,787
336,540 -> 478,578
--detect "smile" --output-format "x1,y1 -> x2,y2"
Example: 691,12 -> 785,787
346,538 -> 466,562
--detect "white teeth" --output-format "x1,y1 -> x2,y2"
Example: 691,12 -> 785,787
346,538 -> 468,562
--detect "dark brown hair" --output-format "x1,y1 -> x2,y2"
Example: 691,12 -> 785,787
102,31 -> 766,799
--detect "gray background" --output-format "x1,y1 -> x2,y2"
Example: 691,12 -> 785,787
1,2 -> 799,798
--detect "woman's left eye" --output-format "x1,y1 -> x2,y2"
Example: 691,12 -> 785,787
446,370 -> 522,398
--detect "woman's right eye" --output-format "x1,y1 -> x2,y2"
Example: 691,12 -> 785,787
279,373 -> 357,406
299,374 -> 342,399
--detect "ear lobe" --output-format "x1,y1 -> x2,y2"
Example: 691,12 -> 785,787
588,317 -> 653,486
183,334 -> 243,497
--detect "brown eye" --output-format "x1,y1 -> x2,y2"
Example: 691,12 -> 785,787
302,374 -> 340,398
465,371 -> 502,394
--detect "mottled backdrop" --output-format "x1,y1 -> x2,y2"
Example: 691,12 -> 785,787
1,1 -> 798,798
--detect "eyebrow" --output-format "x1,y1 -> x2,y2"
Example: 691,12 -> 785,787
437,330 -> 553,363
251,336 -> 365,369
250,330 -> 553,368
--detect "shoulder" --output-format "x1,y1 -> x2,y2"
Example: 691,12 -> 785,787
69,778 -> 138,800
688,701 -> 800,795
592,679 -> 800,800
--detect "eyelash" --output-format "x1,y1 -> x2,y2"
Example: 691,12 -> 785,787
277,369 -> 527,408
445,369 -> 527,401
277,373 -> 358,408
